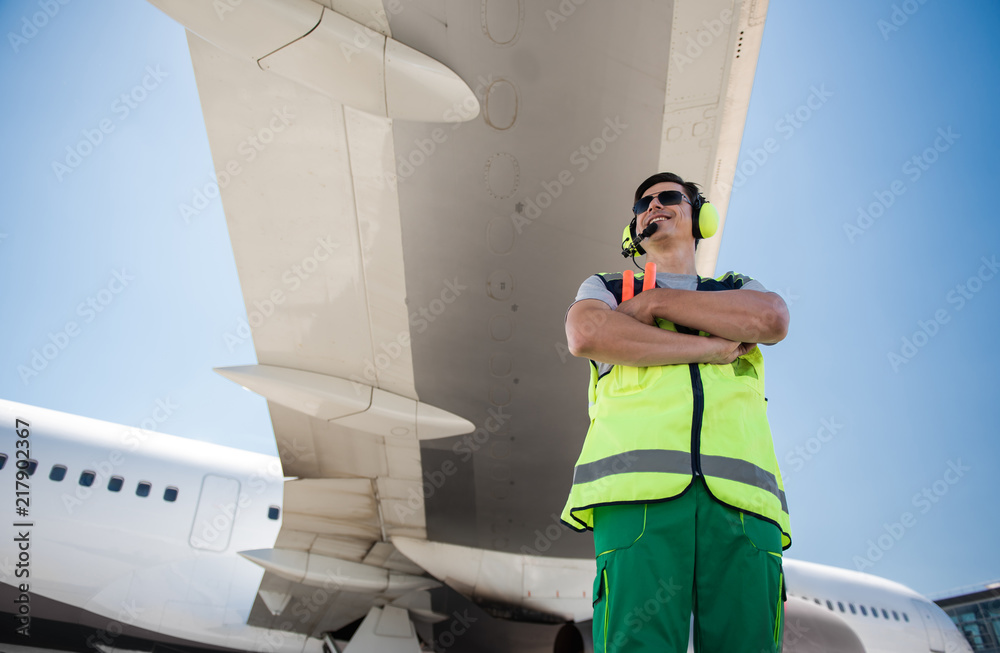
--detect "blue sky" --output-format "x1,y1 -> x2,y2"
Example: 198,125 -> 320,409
1,0 -> 997,600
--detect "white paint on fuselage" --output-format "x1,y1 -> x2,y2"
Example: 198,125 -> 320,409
782,558 -> 971,653
0,399 -> 323,653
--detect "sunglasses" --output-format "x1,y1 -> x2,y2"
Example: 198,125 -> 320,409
633,190 -> 691,215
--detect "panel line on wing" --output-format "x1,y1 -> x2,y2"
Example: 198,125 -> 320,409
254,6 -> 326,66
342,107 -> 381,391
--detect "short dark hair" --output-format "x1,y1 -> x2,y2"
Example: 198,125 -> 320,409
633,172 -> 701,206
633,172 -> 703,248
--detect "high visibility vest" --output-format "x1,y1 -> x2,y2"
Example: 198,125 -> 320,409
560,272 -> 792,550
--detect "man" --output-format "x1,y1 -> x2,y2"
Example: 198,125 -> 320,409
560,172 -> 791,652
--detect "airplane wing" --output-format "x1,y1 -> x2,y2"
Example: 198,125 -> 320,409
171,6 -> 475,636
152,0 -> 769,643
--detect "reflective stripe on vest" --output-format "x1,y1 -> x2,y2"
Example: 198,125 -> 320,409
571,449 -> 788,514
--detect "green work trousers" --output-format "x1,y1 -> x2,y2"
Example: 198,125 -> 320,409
592,476 -> 785,652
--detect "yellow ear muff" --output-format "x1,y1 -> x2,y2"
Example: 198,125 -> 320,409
622,223 -> 636,253
622,219 -> 646,257
696,201 -> 720,239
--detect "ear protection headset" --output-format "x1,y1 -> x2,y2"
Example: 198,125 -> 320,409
620,191 -> 720,258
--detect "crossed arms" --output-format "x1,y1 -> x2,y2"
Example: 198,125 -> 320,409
565,288 -> 789,367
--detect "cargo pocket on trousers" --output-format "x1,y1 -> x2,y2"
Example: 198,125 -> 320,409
592,560 -> 609,652
774,560 -> 785,650
741,512 -> 783,556
594,503 -> 648,556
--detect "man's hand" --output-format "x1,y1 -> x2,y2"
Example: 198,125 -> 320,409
614,293 -> 657,326
705,337 -> 758,364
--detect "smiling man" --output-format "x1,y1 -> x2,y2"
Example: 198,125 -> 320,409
560,172 -> 792,652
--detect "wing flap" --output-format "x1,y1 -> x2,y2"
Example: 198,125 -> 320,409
186,30 -> 417,397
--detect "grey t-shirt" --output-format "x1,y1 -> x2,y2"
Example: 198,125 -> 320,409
572,271 -> 768,310
569,271 -> 773,376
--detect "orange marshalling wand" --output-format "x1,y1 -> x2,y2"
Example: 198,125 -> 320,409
622,270 -> 634,301
642,261 -> 657,291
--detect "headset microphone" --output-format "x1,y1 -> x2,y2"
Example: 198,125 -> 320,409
621,221 -> 658,258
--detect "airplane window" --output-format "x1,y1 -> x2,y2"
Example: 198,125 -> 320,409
860,605 -> 867,616
108,476 -> 124,492
27,459 -> 38,475
164,487 -> 178,502
0,453 -> 7,469
80,470 -> 96,487
903,613 -> 909,622
872,606 -> 878,618
814,598 -> 820,605
838,601 -> 845,612
849,603 -> 857,614
892,611 -> 899,621
827,600 -> 834,611
268,506 -> 280,520
882,609 -> 889,619
50,465 -> 67,481
136,481 -> 151,497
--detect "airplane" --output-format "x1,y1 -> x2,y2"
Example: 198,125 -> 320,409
0,0 -> 977,651
0,400 -> 972,652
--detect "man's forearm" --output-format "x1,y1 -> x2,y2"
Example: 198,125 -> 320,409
567,302 -> 726,367
643,288 -> 789,344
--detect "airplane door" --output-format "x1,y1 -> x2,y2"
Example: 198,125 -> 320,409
912,599 -> 946,652
189,474 -> 241,552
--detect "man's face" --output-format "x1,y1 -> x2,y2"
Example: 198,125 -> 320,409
635,181 -> 693,245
